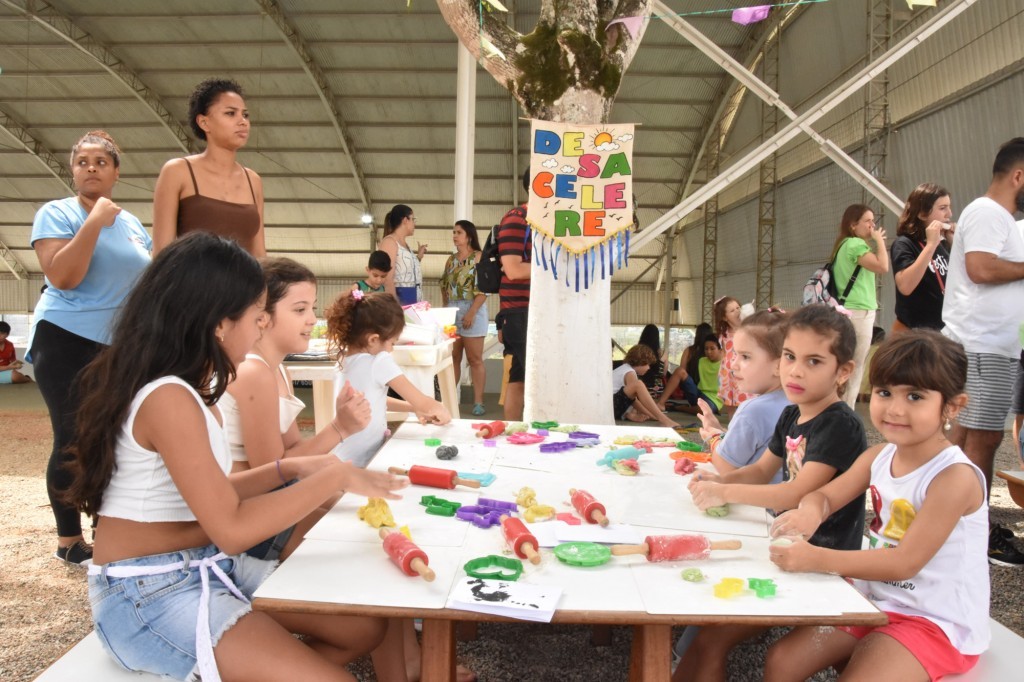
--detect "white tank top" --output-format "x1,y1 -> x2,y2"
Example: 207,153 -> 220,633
99,376 -> 231,523
388,236 -> 421,289
220,354 -> 305,462
854,443 -> 990,654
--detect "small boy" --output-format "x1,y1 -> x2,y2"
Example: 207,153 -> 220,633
613,344 -> 680,428
0,321 -> 32,384
352,250 -> 391,293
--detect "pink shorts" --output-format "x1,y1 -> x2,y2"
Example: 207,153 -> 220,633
840,611 -> 979,681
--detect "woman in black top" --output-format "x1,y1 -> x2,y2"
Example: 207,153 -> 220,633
891,183 -> 955,331
638,323 -> 666,400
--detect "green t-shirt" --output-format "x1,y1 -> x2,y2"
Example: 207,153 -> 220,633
832,237 -> 876,310
697,357 -> 723,410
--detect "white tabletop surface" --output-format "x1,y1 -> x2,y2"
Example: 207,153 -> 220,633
255,419 -> 879,622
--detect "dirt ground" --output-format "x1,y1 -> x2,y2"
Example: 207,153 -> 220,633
3,406 -> 1023,681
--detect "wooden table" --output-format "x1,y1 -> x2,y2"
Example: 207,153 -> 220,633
253,420 -> 883,681
285,339 -> 460,431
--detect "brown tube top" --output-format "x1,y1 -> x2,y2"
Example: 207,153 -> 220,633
176,159 -> 261,253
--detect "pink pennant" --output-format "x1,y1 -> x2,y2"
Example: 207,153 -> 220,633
731,5 -> 771,25
607,15 -> 646,39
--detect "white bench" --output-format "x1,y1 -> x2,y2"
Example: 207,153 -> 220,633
36,619 -> 1022,681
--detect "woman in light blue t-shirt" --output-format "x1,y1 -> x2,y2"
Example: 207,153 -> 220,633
28,131 -> 151,565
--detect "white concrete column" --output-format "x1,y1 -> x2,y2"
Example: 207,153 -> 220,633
454,43 -> 476,222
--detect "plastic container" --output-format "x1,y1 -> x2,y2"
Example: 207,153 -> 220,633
427,307 -> 458,327
398,322 -> 438,346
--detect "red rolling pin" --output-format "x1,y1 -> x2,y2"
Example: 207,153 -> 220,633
387,465 -> 481,489
569,488 -> 609,527
610,534 -> 742,562
475,420 -> 506,438
499,515 -> 541,565
379,528 -> 435,581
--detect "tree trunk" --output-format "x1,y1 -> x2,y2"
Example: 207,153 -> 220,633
436,0 -> 652,424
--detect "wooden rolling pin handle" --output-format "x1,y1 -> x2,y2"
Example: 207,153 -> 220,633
709,539 -> 742,551
592,510 -> 610,527
410,557 -> 436,582
453,476 -> 482,489
387,466 -> 409,476
609,543 -> 651,557
522,542 -> 541,565
378,528 -> 392,541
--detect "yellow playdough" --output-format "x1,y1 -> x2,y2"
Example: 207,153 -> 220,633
357,498 -> 396,528
883,498 -> 916,541
523,504 -> 556,523
515,486 -> 538,508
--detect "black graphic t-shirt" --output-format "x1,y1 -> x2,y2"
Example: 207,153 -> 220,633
891,236 -> 949,330
768,402 -> 866,551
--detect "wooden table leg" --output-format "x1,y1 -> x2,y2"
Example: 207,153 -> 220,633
628,624 -> 671,682
311,378 -> 335,433
436,360 -> 461,419
420,618 -> 455,682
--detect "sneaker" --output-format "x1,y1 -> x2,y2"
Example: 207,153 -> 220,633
988,525 -> 1024,567
55,540 -> 93,566
471,403 -> 486,416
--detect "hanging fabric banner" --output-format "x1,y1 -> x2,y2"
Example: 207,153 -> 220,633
526,120 -> 635,289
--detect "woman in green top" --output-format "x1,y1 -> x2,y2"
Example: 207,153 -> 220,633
830,203 -> 890,409
676,337 -> 724,415
440,220 -> 489,416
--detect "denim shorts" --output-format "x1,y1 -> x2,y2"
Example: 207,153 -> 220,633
89,545 -> 277,680
451,298 -> 489,338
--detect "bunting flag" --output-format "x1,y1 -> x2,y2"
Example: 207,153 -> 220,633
526,120 -> 635,291
607,16 -> 647,39
732,6 -> 772,25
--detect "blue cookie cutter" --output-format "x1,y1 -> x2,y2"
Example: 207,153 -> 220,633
457,471 -> 496,487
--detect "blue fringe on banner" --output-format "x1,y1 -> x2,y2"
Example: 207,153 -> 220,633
529,230 -> 633,290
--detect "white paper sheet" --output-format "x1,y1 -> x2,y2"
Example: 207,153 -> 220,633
446,577 -> 561,622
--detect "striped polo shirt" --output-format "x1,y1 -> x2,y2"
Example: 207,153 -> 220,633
498,204 -> 531,311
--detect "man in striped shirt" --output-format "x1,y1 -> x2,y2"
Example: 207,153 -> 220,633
498,170 -> 532,420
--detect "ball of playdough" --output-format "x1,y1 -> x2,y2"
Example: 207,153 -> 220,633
705,504 -> 730,517
674,457 -> 696,475
680,568 -> 705,582
435,445 -> 459,460
770,537 -> 795,547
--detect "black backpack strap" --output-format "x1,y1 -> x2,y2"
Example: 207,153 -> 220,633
839,264 -> 862,304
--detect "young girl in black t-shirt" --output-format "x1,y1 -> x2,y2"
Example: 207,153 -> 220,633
674,305 -> 867,682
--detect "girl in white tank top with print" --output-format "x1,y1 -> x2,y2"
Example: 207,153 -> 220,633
765,331 -> 989,681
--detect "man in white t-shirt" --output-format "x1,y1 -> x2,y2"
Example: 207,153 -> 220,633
943,137 -> 1024,567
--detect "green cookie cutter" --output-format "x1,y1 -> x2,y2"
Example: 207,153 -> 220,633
676,440 -> 704,452
531,420 -> 559,430
463,555 -> 524,581
419,495 -> 462,516
552,542 -> 612,567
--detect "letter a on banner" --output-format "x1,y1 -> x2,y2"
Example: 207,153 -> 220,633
526,120 -> 636,291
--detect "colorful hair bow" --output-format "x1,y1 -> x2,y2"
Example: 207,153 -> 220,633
352,289 -> 364,301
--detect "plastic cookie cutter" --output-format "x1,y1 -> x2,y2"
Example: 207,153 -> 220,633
536,429 -> 550,436
747,578 -> 777,598
539,441 -> 577,453
555,512 -> 582,525
418,495 -> 462,516
456,471 -> 496,487
463,555 -> 524,581
531,420 -> 559,430
455,505 -> 504,528
572,438 -> 602,448
424,438 -> 442,447
713,577 -> 745,599
676,440 -> 704,453
568,431 -> 600,440
507,432 -> 545,445
482,439 -> 497,447
477,497 -> 518,513
553,542 -> 612,567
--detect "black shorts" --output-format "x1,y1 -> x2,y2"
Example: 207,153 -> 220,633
501,309 -> 528,383
613,387 -> 634,420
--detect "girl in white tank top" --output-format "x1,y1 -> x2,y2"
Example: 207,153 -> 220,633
764,330 -> 989,681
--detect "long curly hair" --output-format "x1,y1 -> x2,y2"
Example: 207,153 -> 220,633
63,233 -> 265,516
325,291 -> 405,358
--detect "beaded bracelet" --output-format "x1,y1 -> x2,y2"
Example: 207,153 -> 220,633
705,432 -> 724,451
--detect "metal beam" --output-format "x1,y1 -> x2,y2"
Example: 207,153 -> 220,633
0,0 -> 195,154
702,120 -> 721,322
255,0 -> 373,221
756,19 -> 780,310
863,0 -> 893,224
634,0 -> 976,253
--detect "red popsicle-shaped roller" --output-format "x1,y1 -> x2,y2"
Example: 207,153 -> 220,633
379,528 -> 435,581
569,488 -> 609,527
500,515 -> 541,564
387,465 -> 481,489
475,420 -> 506,438
610,534 -> 742,562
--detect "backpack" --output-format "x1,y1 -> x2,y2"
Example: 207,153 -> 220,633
476,225 -> 503,294
802,253 -> 861,313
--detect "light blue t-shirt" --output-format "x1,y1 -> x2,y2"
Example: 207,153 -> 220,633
30,197 -> 152,347
717,388 -> 790,484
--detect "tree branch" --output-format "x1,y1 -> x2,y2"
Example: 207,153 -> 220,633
435,0 -> 523,85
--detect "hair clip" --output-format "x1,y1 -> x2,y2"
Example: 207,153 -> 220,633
351,289 -> 364,301
713,296 -> 727,305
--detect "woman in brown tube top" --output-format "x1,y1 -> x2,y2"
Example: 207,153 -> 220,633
152,78 -> 265,256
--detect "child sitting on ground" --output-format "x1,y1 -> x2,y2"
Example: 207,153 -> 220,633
676,305 -> 866,682
767,330 -> 988,681
675,336 -> 724,415
326,290 -> 450,468
352,250 -> 391,294
0,321 -> 32,384
658,322 -> 714,412
613,344 -> 680,429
